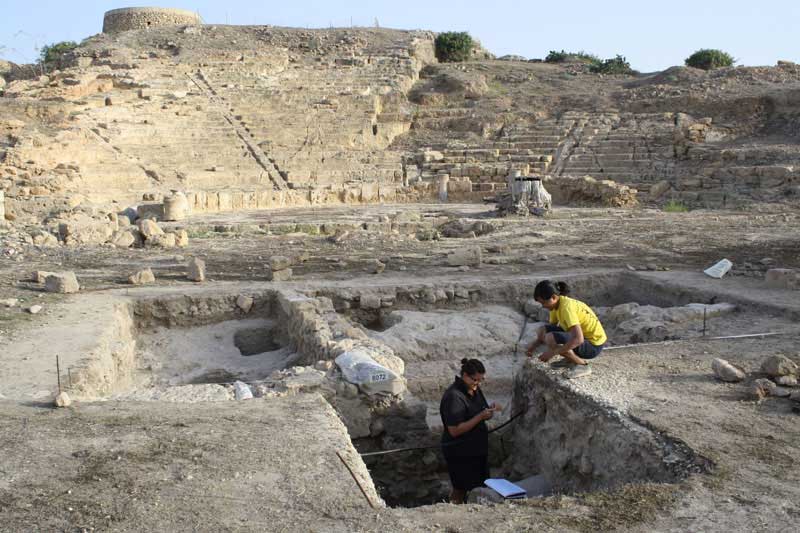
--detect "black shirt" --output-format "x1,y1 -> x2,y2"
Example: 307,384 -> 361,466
440,376 -> 490,457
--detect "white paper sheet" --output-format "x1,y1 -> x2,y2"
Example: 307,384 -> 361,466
484,478 -> 527,499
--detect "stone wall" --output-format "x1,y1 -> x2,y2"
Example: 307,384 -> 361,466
103,7 -> 202,33
507,361 -> 711,493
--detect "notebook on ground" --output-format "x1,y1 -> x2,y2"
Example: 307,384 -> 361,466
484,478 -> 527,499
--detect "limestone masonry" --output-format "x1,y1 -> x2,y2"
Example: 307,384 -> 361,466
102,7 -> 202,33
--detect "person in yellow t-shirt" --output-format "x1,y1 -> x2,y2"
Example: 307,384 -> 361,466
525,280 -> 607,379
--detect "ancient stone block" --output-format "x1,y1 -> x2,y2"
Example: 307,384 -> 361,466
268,268 -> 292,282
270,256 -> 292,271
175,229 -> 189,248
137,219 -> 164,239
128,268 -> 155,285
187,257 -> 206,282
711,358 -> 746,383
236,295 -> 254,313
44,272 -> 80,294
761,355 -> 798,378
447,246 -> 482,267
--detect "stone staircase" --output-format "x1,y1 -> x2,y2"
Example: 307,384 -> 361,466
557,112 -> 677,194
197,48 -> 423,188
412,116 -> 577,193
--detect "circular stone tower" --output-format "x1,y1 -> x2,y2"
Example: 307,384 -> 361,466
103,7 -> 201,33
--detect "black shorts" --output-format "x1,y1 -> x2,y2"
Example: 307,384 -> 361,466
545,324 -> 604,359
444,454 -> 489,491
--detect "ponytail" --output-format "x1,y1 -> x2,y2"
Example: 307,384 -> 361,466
534,280 -> 571,300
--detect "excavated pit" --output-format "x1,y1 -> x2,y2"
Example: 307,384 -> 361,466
113,290 -> 303,398
57,271 -> 792,508
315,271 -> 793,507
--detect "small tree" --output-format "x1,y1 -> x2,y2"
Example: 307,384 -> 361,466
435,32 -> 474,63
685,49 -> 735,70
39,41 -> 78,66
590,55 -> 634,75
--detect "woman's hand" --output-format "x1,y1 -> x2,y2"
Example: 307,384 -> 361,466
480,408 -> 495,421
539,349 -> 555,363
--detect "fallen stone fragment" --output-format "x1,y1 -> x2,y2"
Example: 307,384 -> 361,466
44,272 -> 80,294
31,231 -> 59,247
137,218 -> 164,239
175,229 -> 189,248
315,360 -> 334,372
711,358 -> 746,383
751,377 -> 791,400
233,381 -> 253,400
775,375 -> 798,387
269,256 -> 292,271
369,259 -> 385,274
761,354 -> 798,377
27,305 -> 43,314
236,295 -> 254,313
0,298 -> 18,308
127,268 -> 155,285
146,233 -> 176,248
447,246 -> 482,267
267,268 -> 292,282
54,391 -> 71,408
111,230 -> 136,248
750,379 -> 773,401
187,257 -> 206,282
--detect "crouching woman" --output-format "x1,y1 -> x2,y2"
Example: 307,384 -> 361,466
526,280 -> 607,378
439,358 -> 500,504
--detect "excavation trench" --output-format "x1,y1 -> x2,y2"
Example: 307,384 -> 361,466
58,272 -> 787,507
319,272 -> 788,507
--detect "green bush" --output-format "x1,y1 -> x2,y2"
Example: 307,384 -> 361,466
545,50 -> 600,65
685,49 -> 735,71
435,32 -> 474,63
39,41 -> 78,65
590,55 -> 634,75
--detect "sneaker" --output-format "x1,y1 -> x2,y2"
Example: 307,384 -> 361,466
550,359 -> 575,369
565,364 -> 592,379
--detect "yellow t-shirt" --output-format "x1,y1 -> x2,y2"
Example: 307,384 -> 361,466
549,295 -> 607,346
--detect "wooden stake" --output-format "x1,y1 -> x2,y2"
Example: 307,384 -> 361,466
56,355 -> 61,393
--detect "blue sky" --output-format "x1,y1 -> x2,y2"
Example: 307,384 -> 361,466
1,1 -> 797,72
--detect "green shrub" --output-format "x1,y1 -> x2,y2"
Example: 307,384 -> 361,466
435,32 -> 474,63
590,55 -> 634,75
685,49 -> 735,71
39,41 -> 78,65
663,200 -> 689,213
545,50 -> 600,65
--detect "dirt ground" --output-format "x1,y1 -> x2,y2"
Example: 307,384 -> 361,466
1,202 -> 799,532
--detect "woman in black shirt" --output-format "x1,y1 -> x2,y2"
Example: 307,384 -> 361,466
439,358 -> 500,504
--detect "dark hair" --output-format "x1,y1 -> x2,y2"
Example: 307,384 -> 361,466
460,358 -> 485,376
533,280 -> 570,300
